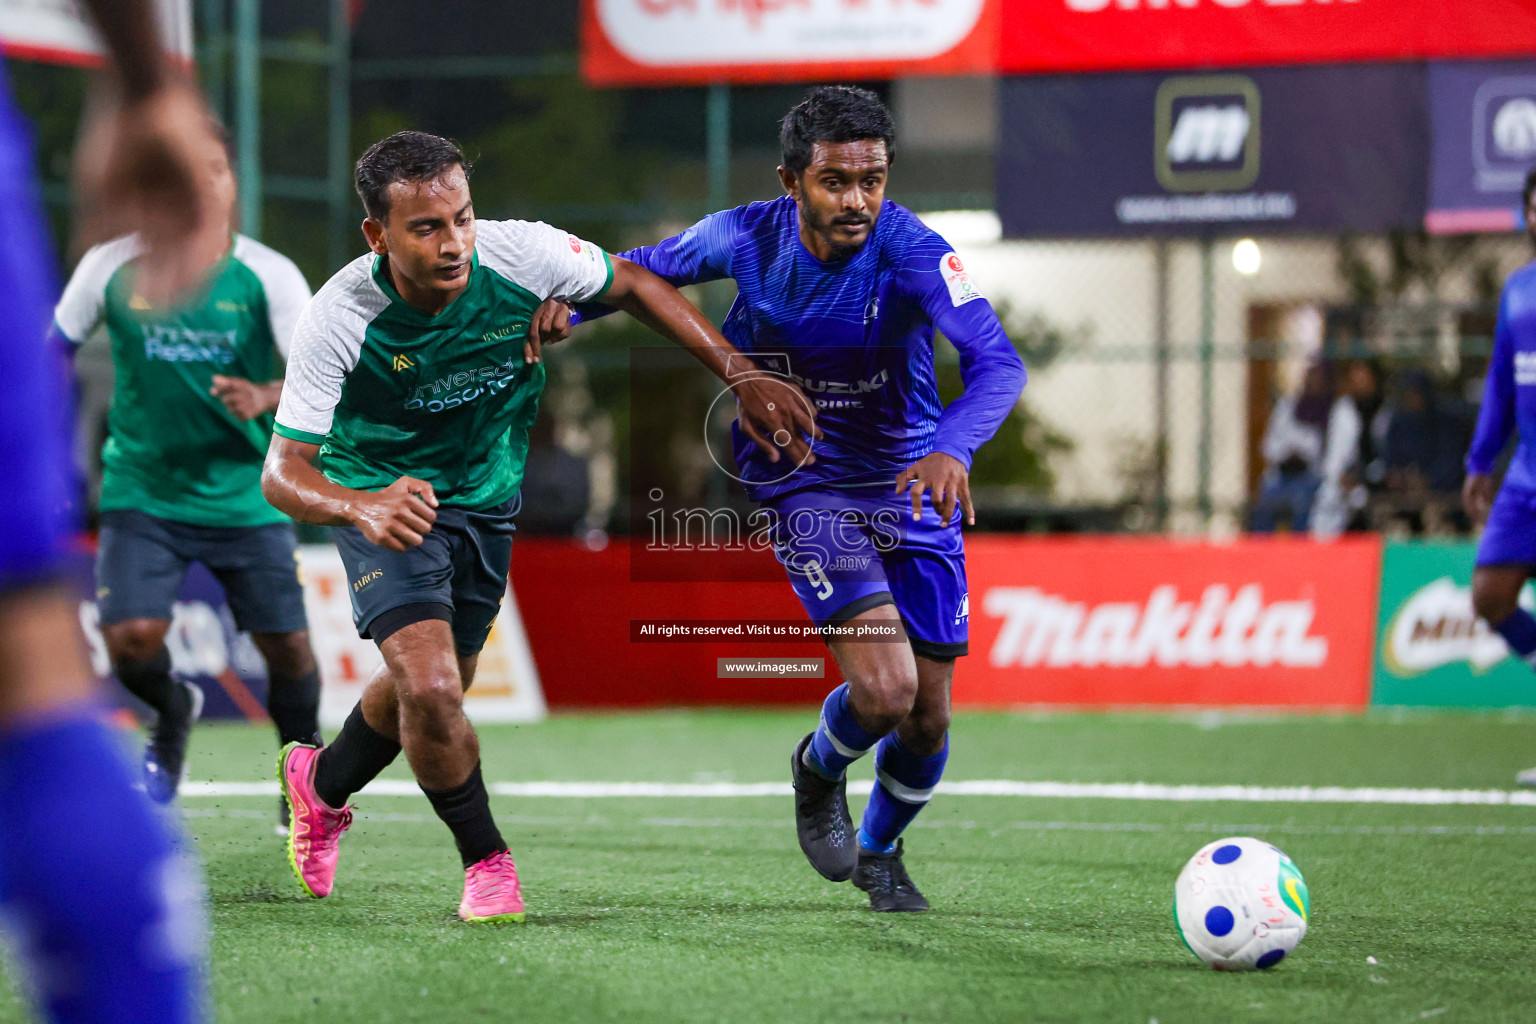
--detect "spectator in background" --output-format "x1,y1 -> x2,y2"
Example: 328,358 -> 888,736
1312,358 -> 1389,538
1372,370 -> 1441,534
1250,362 -> 1331,532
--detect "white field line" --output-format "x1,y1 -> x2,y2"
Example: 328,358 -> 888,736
178,806 -> 1536,837
180,779 -> 1536,806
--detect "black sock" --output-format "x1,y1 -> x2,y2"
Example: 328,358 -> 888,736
313,703 -> 401,809
267,669 -> 322,747
114,649 -> 184,718
420,764 -> 507,869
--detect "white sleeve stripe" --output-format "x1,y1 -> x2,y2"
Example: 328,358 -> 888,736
52,235 -> 141,346
272,255 -> 378,440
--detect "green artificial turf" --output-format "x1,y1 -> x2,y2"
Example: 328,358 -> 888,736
5,710 -> 1536,1023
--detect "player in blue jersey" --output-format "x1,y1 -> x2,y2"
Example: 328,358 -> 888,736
535,87 -> 1026,911
0,3 -> 223,1020
1466,170 -> 1536,788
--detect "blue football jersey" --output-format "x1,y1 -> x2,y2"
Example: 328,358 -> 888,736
596,196 -> 1026,502
0,69 -> 71,591
1469,260 -> 1536,492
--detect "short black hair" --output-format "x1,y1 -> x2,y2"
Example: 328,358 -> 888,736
779,86 -> 895,176
355,131 -> 471,221
1524,167 -> 1536,211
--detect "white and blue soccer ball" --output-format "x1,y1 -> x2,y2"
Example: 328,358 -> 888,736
1173,837 -> 1310,971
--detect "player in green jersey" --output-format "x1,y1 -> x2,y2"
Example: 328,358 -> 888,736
265,131 -> 816,922
54,125 -> 323,814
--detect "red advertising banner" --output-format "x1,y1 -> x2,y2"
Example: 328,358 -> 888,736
580,0 -> 999,87
960,536 -> 1382,708
1000,0 -> 1536,76
514,535 -> 1381,710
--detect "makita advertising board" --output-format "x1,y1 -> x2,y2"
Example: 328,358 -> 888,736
1427,60 -> 1536,235
998,64 -> 1428,238
959,536 -> 1382,708
1372,541 -> 1536,708
580,0 -> 999,86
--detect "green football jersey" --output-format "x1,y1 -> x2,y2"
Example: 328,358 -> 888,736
273,219 -> 613,509
54,234 -> 312,527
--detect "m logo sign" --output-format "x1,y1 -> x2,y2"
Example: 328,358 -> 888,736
1156,75 -> 1260,193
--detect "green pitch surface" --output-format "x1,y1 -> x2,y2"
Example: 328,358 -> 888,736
6,710 -> 1536,1023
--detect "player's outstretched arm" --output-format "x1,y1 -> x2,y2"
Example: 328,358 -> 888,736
262,436 -> 439,552
600,256 -> 822,465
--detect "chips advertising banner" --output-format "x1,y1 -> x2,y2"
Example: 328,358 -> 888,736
999,0 -> 1536,77
0,0 -> 191,65
580,0 -> 999,86
958,536 -> 1382,708
998,63 -> 1428,237
1426,60 -> 1536,235
1371,541 -> 1536,708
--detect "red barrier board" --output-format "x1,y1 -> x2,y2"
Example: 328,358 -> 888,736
511,538 -> 839,707
1000,0 -> 1536,75
580,0 -> 999,87
514,535 -> 1381,710
961,535 -> 1382,708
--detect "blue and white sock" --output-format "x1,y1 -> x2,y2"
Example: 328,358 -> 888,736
1493,608 -> 1536,667
859,732 -> 949,854
0,711 -> 206,1024
803,683 -> 880,779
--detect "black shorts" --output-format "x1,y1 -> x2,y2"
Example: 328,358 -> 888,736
96,509 -> 309,634
333,499 -> 516,657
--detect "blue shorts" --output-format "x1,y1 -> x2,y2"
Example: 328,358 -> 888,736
96,510 -> 308,634
1476,484 -> 1536,568
763,488 -> 968,660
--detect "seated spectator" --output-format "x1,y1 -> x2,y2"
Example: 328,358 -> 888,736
1251,362 -> 1331,532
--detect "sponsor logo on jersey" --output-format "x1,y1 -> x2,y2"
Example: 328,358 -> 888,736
403,355 -> 522,413
984,583 -> 1328,669
568,235 -> 583,254
787,368 -> 890,395
142,325 -> 239,365
480,323 -> 525,343
352,570 -> 384,592
393,354 -> 415,371
955,593 -> 969,625
940,251 -> 984,307
1516,351 -> 1536,386
1155,75 -> 1260,193
215,300 -> 249,314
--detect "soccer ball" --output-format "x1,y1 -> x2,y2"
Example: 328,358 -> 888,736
1173,837 -> 1310,971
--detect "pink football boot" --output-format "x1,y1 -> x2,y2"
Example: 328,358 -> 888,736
278,742 -> 352,898
459,849 -> 526,923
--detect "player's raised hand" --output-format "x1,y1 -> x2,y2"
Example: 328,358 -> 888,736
73,79 -> 226,307
210,375 -> 280,421
1463,473 -> 1496,524
351,476 -> 439,552
525,298 -> 574,364
732,373 -> 820,466
895,452 -> 973,527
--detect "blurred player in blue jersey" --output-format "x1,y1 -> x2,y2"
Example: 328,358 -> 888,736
0,2 -> 223,1020
538,87 -> 1026,911
1466,169 -> 1536,788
